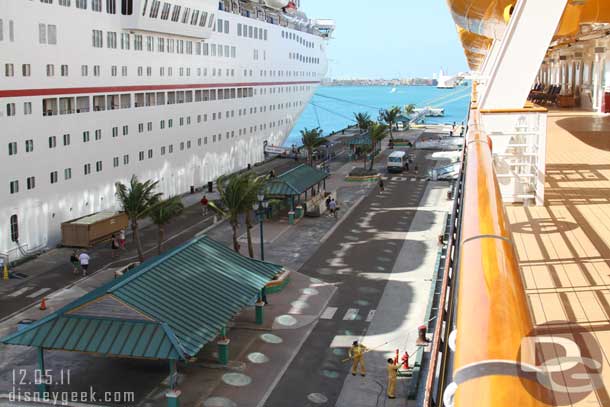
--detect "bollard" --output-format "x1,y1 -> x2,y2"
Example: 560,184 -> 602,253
416,325 -> 430,346
288,211 -> 295,225
255,301 -> 264,325
402,352 -> 409,369
217,338 -> 230,365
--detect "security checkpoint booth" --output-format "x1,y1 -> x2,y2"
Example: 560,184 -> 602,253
1,235 -> 283,407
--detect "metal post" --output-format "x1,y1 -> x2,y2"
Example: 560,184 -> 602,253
37,348 -> 47,395
169,359 -> 177,390
259,211 -> 265,261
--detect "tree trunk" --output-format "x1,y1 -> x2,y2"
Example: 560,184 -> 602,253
231,221 -> 240,253
157,225 -> 164,255
245,211 -> 254,258
389,125 -> 394,140
363,153 -> 367,169
369,142 -> 376,171
132,220 -> 144,262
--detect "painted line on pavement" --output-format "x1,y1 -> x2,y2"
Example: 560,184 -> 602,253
7,287 -> 31,297
26,288 -> 51,298
343,308 -> 359,321
320,306 -> 338,320
411,178 -> 417,182
366,310 -> 376,322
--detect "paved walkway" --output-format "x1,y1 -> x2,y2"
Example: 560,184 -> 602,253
264,160 -> 452,405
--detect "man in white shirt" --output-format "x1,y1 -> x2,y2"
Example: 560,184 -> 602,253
79,252 -> 90,276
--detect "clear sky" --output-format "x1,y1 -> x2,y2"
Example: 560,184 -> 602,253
301,0 -> 469,79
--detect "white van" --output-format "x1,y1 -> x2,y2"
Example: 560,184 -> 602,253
387,151 -> 408,173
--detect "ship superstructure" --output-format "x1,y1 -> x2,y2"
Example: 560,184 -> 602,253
0,0 -> 333,259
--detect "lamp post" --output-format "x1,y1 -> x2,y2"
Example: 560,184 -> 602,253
252,194 -> 269,261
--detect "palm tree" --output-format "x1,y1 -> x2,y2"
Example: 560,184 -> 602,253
242,174 -> 269,259
354,112 -> 372,132
405,104 -> 416,115
380,106 -> 401,140
361,144 -> 373,170
115,175 -> 163,262
300,127 -> 325,165
368,122 -> 389,171
149,197 -> 184,255
209,173 -> 251,253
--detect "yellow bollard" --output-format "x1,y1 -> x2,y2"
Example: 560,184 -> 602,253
2,263 -> 9,281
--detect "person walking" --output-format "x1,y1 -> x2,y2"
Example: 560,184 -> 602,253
70,250 -> 80,274
349,341 -> 367,377
325,195 -> 331,213
111,234 -> 120,258
379,178 -> 385,193
78,251 -> 90,276
200,195 -> 209,216
119,229 -> 126,250
329,199 -> 337,219
386,358 -> 399,399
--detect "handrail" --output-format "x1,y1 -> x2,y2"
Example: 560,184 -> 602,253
451,117 -> 550,406
422,102 -> 551,406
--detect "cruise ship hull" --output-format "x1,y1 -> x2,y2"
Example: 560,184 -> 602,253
0,0 -> 329,259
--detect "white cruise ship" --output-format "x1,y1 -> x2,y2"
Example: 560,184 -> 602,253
0,0 -> 334,260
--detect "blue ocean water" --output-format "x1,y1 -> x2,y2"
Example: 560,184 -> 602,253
285,85 -> 472,147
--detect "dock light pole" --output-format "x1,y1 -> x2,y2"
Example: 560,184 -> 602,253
252,194 -> 269,261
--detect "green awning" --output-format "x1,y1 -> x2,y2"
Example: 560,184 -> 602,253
2,236 -> 283,360
347,132 -> 372,146
264,164 -> 328,197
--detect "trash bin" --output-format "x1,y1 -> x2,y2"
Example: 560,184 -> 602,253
207,181 -> 213,193
190,186 -> 195,194
18,319 -> 35,331
295,205 -> 304,218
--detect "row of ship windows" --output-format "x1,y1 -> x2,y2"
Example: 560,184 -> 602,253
1,85 -> 311,117
40,0 -> 136,16
1,62 -> 318,80
90,30 -> 238,60
281,30 -> 315,49
7,117 -> 294,194
143,0 -> 215,29
39,86 -> 309,116
8,112 -> 293,159
6,99 -> 303,154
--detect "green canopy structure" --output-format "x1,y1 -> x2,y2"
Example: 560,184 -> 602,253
2,235 -> 283,403
264,164 -> 329,205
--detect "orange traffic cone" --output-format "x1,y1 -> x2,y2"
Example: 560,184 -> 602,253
39,297 -> 47,311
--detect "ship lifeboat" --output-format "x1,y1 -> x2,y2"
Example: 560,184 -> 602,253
263,0 -> 289,10
284,1 -> 298,14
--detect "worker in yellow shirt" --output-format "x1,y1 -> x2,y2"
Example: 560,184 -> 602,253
348,341 -> 367,376
387,358 -> 399,399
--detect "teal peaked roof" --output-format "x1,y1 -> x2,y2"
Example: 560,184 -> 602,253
264,164 -> 328,197
2,236 -> 282,360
